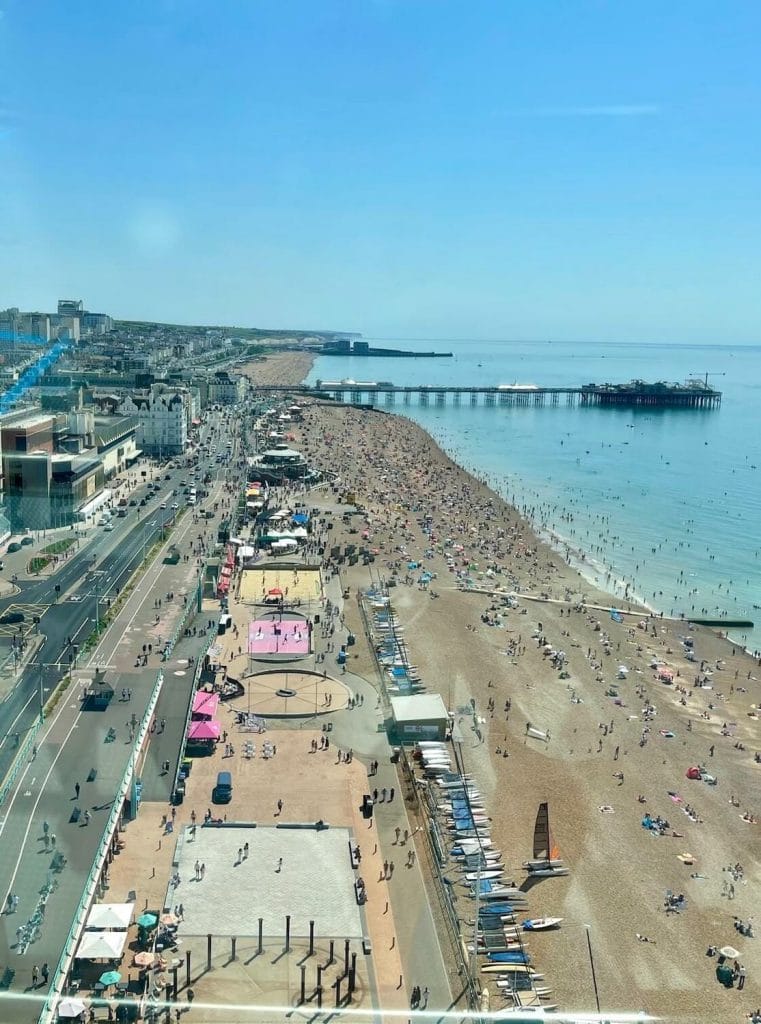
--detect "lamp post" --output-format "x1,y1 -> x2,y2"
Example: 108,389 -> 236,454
585,924 -> 601,1014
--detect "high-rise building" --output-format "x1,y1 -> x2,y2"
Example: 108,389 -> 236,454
57,299 -> 84,318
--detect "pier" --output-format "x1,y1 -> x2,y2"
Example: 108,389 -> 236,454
256,379 -> 722,410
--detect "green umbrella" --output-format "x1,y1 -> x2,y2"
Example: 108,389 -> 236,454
137,912 -> 158,929
99,970 -> 122,986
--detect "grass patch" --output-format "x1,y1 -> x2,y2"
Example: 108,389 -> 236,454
42,539 -> 76,556
28,555 -> 53,574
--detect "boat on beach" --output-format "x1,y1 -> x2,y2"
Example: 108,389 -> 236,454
524,802 -> 569,877
522,917 -> 563,931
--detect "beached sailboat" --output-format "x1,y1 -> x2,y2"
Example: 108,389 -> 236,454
521,917 -> 563,931
524,802 -> 569,876
487,951 -> 532,964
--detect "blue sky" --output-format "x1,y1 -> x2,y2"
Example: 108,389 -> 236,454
1,1 -> 760,342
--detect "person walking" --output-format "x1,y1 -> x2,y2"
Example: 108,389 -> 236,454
738,964 -> 746,989
74,782 -> 80,800
41,963 -> 49,984
389,787 -> 395,802
421,986 -> 429,1008
32,965 -> 39,987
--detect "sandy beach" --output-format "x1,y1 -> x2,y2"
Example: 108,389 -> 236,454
250,349 -> 761,1021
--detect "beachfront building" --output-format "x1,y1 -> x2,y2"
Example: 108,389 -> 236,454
117,387 -> 189,457
389,693 -> 450,742
207,370 -> 246,406
247,443 -> 309,483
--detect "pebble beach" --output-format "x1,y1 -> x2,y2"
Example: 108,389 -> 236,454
245,349 -> 761,1022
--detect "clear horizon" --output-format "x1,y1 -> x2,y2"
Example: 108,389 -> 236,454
2,1 -> 760,343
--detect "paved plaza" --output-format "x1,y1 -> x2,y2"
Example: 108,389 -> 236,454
171,824 -> 364,938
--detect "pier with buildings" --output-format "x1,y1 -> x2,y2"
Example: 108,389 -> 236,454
257,379 -> 723,410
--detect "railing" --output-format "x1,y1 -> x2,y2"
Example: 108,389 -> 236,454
39,670 -> 166,1024
0,719 -> 44,810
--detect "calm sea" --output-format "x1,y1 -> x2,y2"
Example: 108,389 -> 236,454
306,340 -> 761,653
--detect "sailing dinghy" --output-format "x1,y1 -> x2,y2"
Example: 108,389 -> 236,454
524,802 -> 569,877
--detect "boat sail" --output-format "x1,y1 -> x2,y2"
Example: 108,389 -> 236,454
524,802 -> 568,875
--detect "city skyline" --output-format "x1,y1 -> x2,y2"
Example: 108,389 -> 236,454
1,1 -> 760,343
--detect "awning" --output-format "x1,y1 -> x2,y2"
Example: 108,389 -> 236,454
192,691 -> 219,718
76,929 -> 128,959
86,902 -> 134,930
187,719 -> 220,741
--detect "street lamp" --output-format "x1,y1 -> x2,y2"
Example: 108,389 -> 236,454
584,924 -> 602,1014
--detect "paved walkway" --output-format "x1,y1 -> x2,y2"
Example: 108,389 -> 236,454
0,464 -> 231,1019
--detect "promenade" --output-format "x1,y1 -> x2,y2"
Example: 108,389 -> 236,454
0,452 -> 230,1020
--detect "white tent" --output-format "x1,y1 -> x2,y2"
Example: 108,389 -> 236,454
76,929 -> 128,959
86,902 -> 134,930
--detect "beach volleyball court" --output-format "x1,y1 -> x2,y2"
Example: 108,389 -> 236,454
239,565 -> 322,605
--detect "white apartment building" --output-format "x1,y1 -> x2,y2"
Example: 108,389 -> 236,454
118,387 -> 189,456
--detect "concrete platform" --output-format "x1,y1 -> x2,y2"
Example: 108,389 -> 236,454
172,825 -> 363,938
230,669 -> 350,718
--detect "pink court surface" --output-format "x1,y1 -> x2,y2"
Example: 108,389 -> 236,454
248,617 -> 311,657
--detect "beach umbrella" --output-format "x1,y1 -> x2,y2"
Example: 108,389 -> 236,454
99,970 -> 122,987
719,945 -> 740,959
160,912 -> 179,926
137,912 -> 158,929
57,997 -> 87,1018
133,951 -> 156,967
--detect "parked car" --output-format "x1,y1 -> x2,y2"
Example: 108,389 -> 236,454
20,536 -> 33,546
7,542 -> 22,552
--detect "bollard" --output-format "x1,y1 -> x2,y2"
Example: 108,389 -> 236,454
185,950 -> 191,989
285,915 -> 291,953
164,984 -> 172,1022
328,939 -> 335,965
172,965 -> 178,1000
334,976 -> 342,1008
258,917 -> 263,955
300,964 -> 306,1004
316,965 -> 323,994
309,919 -> 315,956
349,952 -> 357,996
231,936 -> 237,960
207,933 -> 212,971
317,985 -> 323,1009
344,938 -> 350,975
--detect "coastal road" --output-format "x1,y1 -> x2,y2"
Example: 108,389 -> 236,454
0,502 -> 179,785
0,429 -> 236,1018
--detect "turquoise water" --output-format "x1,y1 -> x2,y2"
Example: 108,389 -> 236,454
306,340 -> 761,652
